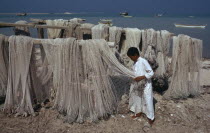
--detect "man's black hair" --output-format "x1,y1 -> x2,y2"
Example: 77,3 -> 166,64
127,47 -> 140,56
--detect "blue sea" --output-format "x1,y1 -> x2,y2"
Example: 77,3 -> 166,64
0,13 -> 210,58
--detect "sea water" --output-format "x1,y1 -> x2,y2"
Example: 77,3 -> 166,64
0,13 -> 210,58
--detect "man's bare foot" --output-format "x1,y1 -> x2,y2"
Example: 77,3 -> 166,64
148,118 -> 155,126
131,112 -> 142,119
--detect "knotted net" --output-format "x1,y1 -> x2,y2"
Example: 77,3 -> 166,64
46,19 -> 67,39
0,34 -> 8,97
164,35 -> 202,99
52,38 -> 136,123
4,36 -> 34,116
120,28 -> 142,69
91,24 -> 109,40
14,20 -> 30,36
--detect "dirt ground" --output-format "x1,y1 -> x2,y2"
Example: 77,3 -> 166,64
0,92 -> 210,133
0,60 -> 210,133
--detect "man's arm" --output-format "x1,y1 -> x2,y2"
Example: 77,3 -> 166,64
134,76 -> 146,82
144,59 -> 154,80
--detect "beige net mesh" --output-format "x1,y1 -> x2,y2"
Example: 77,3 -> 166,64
0,34 -> 8,97
46,19 -> 67,39
1,24 -> 202,122
120,28 -> 142,69
52,38 -> 135,123
164,35 -> 202,99
4,36 -> 34,116
109,26 -> 123,51
91,24 -> 109,40
3,35 -> 135,122
14,20 -> 30,36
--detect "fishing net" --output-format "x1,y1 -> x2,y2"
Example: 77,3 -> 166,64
52,38 -> 135,123
0,34 -> 8,97
157,30 -> 171,74
39,39 -> 59,100
141,29 -> 157,56
91,24 -> 109,40
144,45 -> 158,71
4,36 -> 34,116
80,23 -> 95,40
14,20 -> 30,36
117,28 -> 171,94
46,19 -> 67,39
120,28 -> 142,69
1,24 -> 202,123
81,23 -> 95,29
140,29 -> 172,75
109,26 -> 123,51
29,42 -> 52,102
62,22 -> 79,38
164,35 -> 202,99
69,18 -> 85,23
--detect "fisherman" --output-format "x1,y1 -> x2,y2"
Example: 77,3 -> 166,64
127,47 -> 155,125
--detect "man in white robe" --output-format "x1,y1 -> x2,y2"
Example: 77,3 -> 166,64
127,47 -> 155,125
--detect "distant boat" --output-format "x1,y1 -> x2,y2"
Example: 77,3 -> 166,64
157,14 -> 163,17
174,23 -> 207,29
120,11 -> 128,16
123,16 -> 133,18
189,16 -> 195,18
154,13 -> 164,17
120,12 -> 128,16
64,12 -> 72,14
16,13 -> 27,16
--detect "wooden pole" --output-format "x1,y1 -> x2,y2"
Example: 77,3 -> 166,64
34,25 -> 69,29
30,18 -> 46,24
0,22 -> 69,29
4,36 -> 116,47
36,22 -> 45,39
0,22 -> 35,28
37,28 -> 44,39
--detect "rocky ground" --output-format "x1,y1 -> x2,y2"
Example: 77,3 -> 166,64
0,60 -> 210,133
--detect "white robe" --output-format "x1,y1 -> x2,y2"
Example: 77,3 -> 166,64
129,57 -> 154,120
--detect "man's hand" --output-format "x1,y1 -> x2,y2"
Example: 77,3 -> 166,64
133,76 -> 146,82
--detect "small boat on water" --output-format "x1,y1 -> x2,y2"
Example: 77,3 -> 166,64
174,23 -> 207,29
64,12 -> 72,14
120,12 -> 133,18
120,11 -> 128,16
157,14 -> 163,17
155,14 -> 163,17
123,16 -> 133,18
154,13 -> 165,17
16,13 -> 27,16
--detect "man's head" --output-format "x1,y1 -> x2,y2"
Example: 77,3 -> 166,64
127,47 -> 140,62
